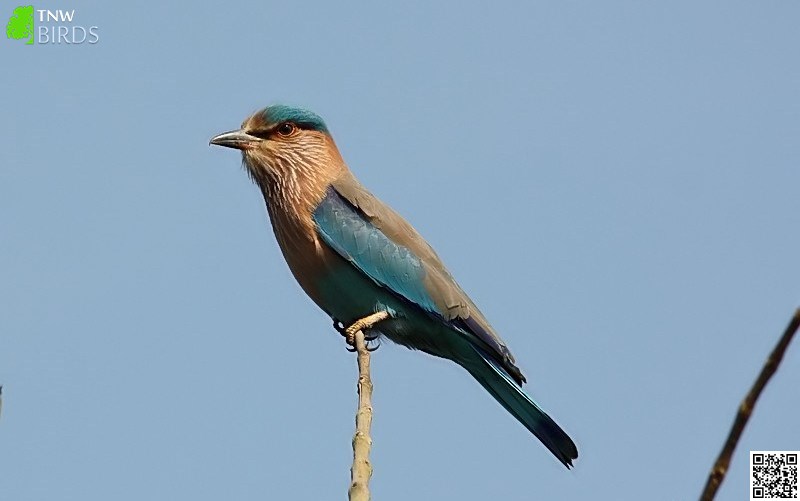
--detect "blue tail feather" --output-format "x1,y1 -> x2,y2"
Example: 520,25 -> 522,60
466,346 -> 578,468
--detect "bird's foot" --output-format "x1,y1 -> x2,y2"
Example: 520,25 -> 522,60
342,328 -> 380,352
333,312 -> 390,352
344,331 -> 381,353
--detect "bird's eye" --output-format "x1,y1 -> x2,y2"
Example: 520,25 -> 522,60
277,123 -> 296,136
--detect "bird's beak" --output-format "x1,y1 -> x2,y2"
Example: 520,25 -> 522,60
209,129 -> 261,150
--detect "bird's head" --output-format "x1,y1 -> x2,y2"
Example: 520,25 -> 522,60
210,105 -> 341,189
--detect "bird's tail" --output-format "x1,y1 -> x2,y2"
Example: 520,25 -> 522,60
463,346 -> 578,468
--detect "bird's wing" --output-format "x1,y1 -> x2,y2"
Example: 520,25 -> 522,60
313,172 -> 525,383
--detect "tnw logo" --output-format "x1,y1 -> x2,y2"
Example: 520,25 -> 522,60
6,5 -> 34,45
40,9 -> 75,22
5,5 -> 99,45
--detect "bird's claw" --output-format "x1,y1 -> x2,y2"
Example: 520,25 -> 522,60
334,318 -> 381,352
363,329 -> 381,351
366,338 -> 381,352
333,318 -> 358,350
346,335 -> 380,352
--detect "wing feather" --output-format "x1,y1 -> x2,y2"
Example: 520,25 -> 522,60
313,173 -> 525,384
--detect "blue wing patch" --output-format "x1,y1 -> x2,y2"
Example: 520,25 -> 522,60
313,187 -> 526,385
312,187 -> 440,314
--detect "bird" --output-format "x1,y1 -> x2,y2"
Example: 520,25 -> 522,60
210,105 -> 578,467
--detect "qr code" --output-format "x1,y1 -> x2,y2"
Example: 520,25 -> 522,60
751,451 -> 798,500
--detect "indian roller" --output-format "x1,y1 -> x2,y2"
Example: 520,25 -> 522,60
210,105 -> 578,467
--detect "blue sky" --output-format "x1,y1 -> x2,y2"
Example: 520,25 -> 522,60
1,1 -> 798,500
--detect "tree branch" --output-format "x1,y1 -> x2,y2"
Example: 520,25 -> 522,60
346,311 -> 390,501
699,308 -> 800,501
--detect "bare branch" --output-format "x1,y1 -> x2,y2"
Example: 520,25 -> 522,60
346,311 -> 390,501
699,308 -> 800,501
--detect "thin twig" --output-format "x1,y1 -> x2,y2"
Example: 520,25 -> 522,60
699,308 -> 800,501
346,311 -> 389,501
